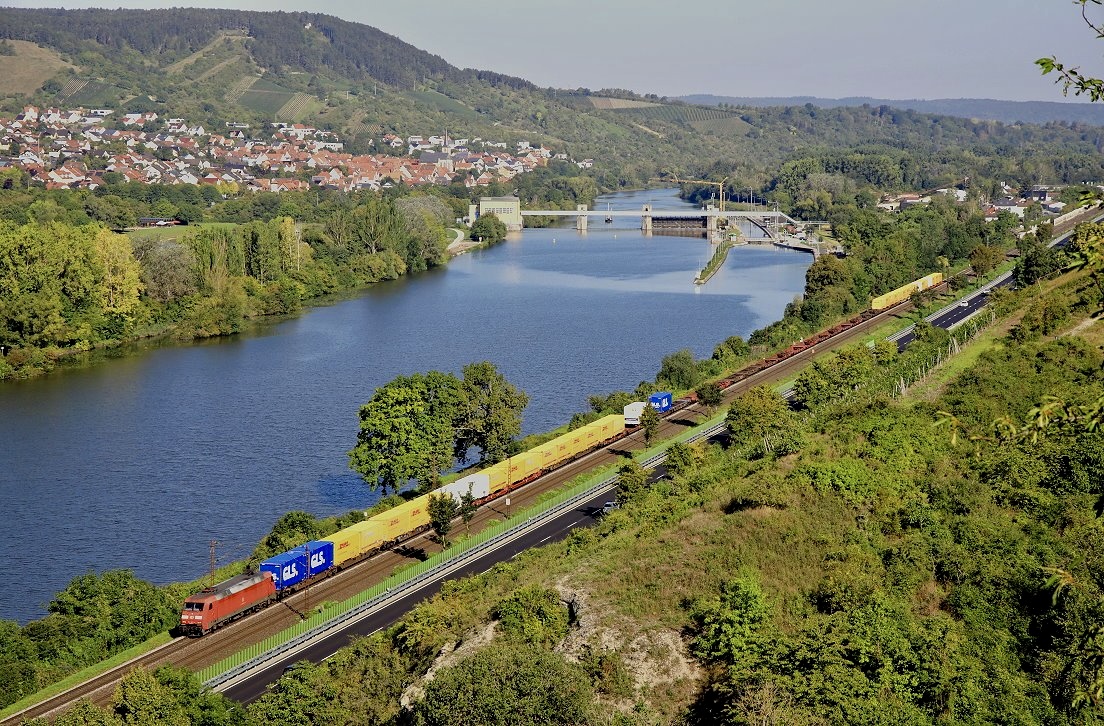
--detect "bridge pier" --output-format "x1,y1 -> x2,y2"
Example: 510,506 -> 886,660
576,204 -> 588,232
706,206 -> 718,238
641,204 -> 652,233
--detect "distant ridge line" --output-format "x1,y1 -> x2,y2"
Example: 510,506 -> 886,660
678,94 -> 1104,126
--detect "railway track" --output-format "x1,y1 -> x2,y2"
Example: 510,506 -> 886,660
1,295 -> 915,724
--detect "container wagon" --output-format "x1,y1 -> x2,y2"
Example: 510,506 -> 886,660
870,273 -> 944,311
649,392 -> 673,413
182,290 -> 918,636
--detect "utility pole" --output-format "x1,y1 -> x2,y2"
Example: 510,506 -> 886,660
302,542 -> 310,619
208,540 -> 218,581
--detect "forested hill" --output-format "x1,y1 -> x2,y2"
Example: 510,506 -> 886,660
680,93 -> 1104,126
0,7 -> 478,90
6,7 -> 1104,191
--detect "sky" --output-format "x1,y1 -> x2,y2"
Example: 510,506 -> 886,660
5,0 -> 1104,102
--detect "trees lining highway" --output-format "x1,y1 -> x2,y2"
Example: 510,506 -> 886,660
6,206 -> 1101,724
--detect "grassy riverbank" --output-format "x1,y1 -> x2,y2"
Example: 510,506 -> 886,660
694,237 -> 737,285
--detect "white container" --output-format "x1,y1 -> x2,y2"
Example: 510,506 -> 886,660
623,401 -> 647,425
442,472 -> 490,503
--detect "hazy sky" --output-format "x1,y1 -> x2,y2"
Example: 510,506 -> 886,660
5,0 -> 1104,102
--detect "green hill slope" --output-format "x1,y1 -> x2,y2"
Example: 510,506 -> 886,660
4,8 -> 1104,191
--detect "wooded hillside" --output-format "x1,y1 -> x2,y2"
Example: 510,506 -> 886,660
3,8 -> 1104,191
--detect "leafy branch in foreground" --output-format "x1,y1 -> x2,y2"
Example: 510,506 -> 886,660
1037,0 -> 1104,100
935,393 -> 1104,449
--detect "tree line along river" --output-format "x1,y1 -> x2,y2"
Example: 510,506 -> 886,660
0,188 -> 812,624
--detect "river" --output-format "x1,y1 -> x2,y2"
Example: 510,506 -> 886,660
0,188 -> 811,623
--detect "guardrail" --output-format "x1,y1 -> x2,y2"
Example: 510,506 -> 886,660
887,211 -> 1104,342
885,272 -> 1010,343
201,412 -> 728,687
209,204 -> 1101,686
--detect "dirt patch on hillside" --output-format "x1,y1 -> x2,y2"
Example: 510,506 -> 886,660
0,40 -> 74,95
1061,315 -> 1101,339
400,621 -> 497,708
554,580 -> 704,712
401,579 -> 705,717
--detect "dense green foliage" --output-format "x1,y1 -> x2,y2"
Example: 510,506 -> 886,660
348,362 -> 529,492
0,572 -> 178,709
427,493 -> 459,546
0,222 -> 141,357
21,666 -> 244,726
493,586 -> 570,646
415,643 -> 594,726
468,213 -> 507,243
725,385 -> 804,458
0,191 -> 452,379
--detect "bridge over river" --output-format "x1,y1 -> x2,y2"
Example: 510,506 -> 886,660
519,204 -> 802,236
475,196 -> 832,256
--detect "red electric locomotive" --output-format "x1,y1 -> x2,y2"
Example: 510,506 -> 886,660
179,571 -> 276,636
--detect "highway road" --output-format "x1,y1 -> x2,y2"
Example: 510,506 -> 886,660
892,279 -> 1008,348
892,217 -> 1091,349
219,480 -> 645,703
12,207 -> 1100,722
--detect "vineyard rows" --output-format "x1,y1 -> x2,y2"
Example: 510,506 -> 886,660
57,78 -> 88,102
240,89 -> 296,116
614,105 -> 738,123
224,75 -> 257,103
275,93 -> 313,122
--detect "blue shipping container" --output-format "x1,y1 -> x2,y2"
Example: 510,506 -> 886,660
260,550 -> 308,590
298,540 -> 335,577
649,392 -> 673,413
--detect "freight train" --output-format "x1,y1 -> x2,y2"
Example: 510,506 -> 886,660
180,273 -> 942,636
179,413 -> 633,636
870,272 -> 943,311
657,272 -> 945,411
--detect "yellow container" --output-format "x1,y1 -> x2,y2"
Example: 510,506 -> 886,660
590,414 -> 626,444
326,414 -> 635,562
510,450 -> 543,482
451,413 -> 628,502
483,460 -> 511,494
533,438 -> 567,469
870,272 -> 944,311
370,495 -> 431,544
563,428 -> 589,460
347,519 -> 386,557
325,524 -> 364,566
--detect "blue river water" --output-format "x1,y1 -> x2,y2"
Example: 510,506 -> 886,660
0,188 -> 810,623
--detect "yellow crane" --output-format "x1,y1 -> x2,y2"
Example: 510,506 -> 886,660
655,175 -> 728,212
